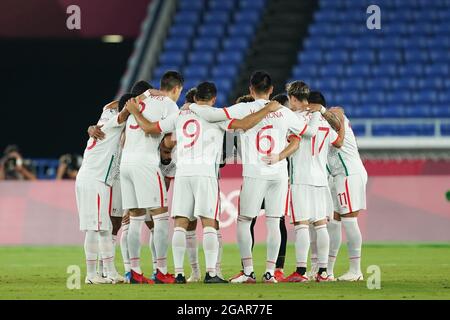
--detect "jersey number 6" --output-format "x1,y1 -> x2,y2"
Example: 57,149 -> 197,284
256,125 -> 274,155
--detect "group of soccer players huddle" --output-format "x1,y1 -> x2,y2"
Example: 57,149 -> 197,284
75,70 -> 367,285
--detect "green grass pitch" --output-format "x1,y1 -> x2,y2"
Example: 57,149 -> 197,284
1,243 -> 449,300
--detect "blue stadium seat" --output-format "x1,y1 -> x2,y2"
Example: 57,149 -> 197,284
164,38 -> 190,51
159,52 -> 184,65
228,24 -> 254,37
188,51 -> 215,65
209,0 -> 236,11
198,24 -> 225,37
223,37 -> 249,51
324,51 -> 349,63
204,11 -> 230,24
169,25 -> 195,37
212,65 -> 239,78
193,38 -> 220,51
183,66 -> 209,78
217,51 -> 243,64
441,123 -> 450,135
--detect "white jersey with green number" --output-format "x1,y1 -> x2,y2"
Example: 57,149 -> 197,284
327,115 -> 367,177
157,105 -> 231,178
78,107 -> 124,186
225,99 -> 308,180
289,111 -> 339,186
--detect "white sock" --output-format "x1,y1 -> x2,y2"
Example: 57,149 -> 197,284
265,217 -> 281,276
99,230 -> 118,277
327,219 -> 342,276
315,225 -> 330,270
186,230 -> 200,275
172,227 -> 186,276
203,227 -> 218,277
237,216 -> 253,275
309,224 -> 318,269
294,224 -> 310,270
120,224 -> 130,273
342,217 -> 362,274
216,230 -> 223,276
84,231 -> 99,278
149,228 -> 157,274
128,215 -> 145,274
153,212 -> 170,274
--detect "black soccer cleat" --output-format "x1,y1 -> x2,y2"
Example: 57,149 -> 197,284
175,273 -> 187,284
204,272 -> 228,284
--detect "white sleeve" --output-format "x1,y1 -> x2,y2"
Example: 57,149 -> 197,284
224,103 -> 249,120
215,119 -> 234,131
157,112 -> 178,134
104,114 -> 125,129
189,104 -> 230,122
329,128 -> 339,146
286,109 -> 307,136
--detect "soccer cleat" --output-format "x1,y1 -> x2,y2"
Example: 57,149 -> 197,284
274,269 -> 285,282
151,272 -> 157,281
124,272 -> 131,283
327,274 -> 336,281
262,272 -> 278,283
175,274 -> 187,284
204,273 -> 228,284
337,271 -> 364,282
283,271 -> 309,283
85,275 -> 113,284
187,271 -> 202,283
228,270 -> 244,282
230,272 -> 256,284
107,273 -> 125,284
315,271 -> 332,282
154,270 -> 176,284
130,270 -> 154,284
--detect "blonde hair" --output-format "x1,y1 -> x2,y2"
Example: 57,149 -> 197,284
286,81 -> 310,101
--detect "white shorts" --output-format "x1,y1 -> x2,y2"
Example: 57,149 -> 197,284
171,176 -> 220,221
110,178 -> 123,218
120,163 -> 167,210
76,176 -> 112,231
331,173 -> 367,214
290,184 -> 333,223
239,177 -> 289,218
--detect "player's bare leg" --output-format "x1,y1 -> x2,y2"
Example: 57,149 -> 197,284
327,212 -> 342,280
232,215 -> 256,283
145,218 -> 157,279
150,207 -> 175,284
284,221 -> 310,283
201,217 -> 227,284
172,216 -> 190,284
338,211 -> 363,281
186,219 -> 201,282
274,216 -> 287,281
313,219 -> 332,282
127,208 -> 153,284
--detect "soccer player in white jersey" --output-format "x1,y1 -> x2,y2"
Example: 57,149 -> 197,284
125,81 -> 283,283
120,71 -> 182,284
326,107 -> 368,281
279,83 -> 344,283
75,96 -> 131,284
189,71 -> 318,283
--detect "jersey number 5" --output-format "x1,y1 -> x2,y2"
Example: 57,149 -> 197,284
256,125 -> 274,155
182,119 -> 200,148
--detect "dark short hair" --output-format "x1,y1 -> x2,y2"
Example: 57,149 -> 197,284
286,80 -> 310,101
118,93 -> 136,111
308,91 -> 326,107
236,95 -> 255,103
160,71 -> 184,91
195,82 -> 217,101
185,87 -> 197,103
131,80 -> 153,96
250,70 -> 272,94
271,94 -> 289,107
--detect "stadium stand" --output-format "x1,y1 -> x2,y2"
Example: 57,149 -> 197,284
290,0 -> 450,137
150,0 -> 267,107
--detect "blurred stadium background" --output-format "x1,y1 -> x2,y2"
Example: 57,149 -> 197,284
0,0 -> 449,246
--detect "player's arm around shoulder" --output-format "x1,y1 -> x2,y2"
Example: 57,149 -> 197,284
329,107 -> 346,148
228,101 -> 282,132
189,104 -> 230,122
124,97 -> 161,134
